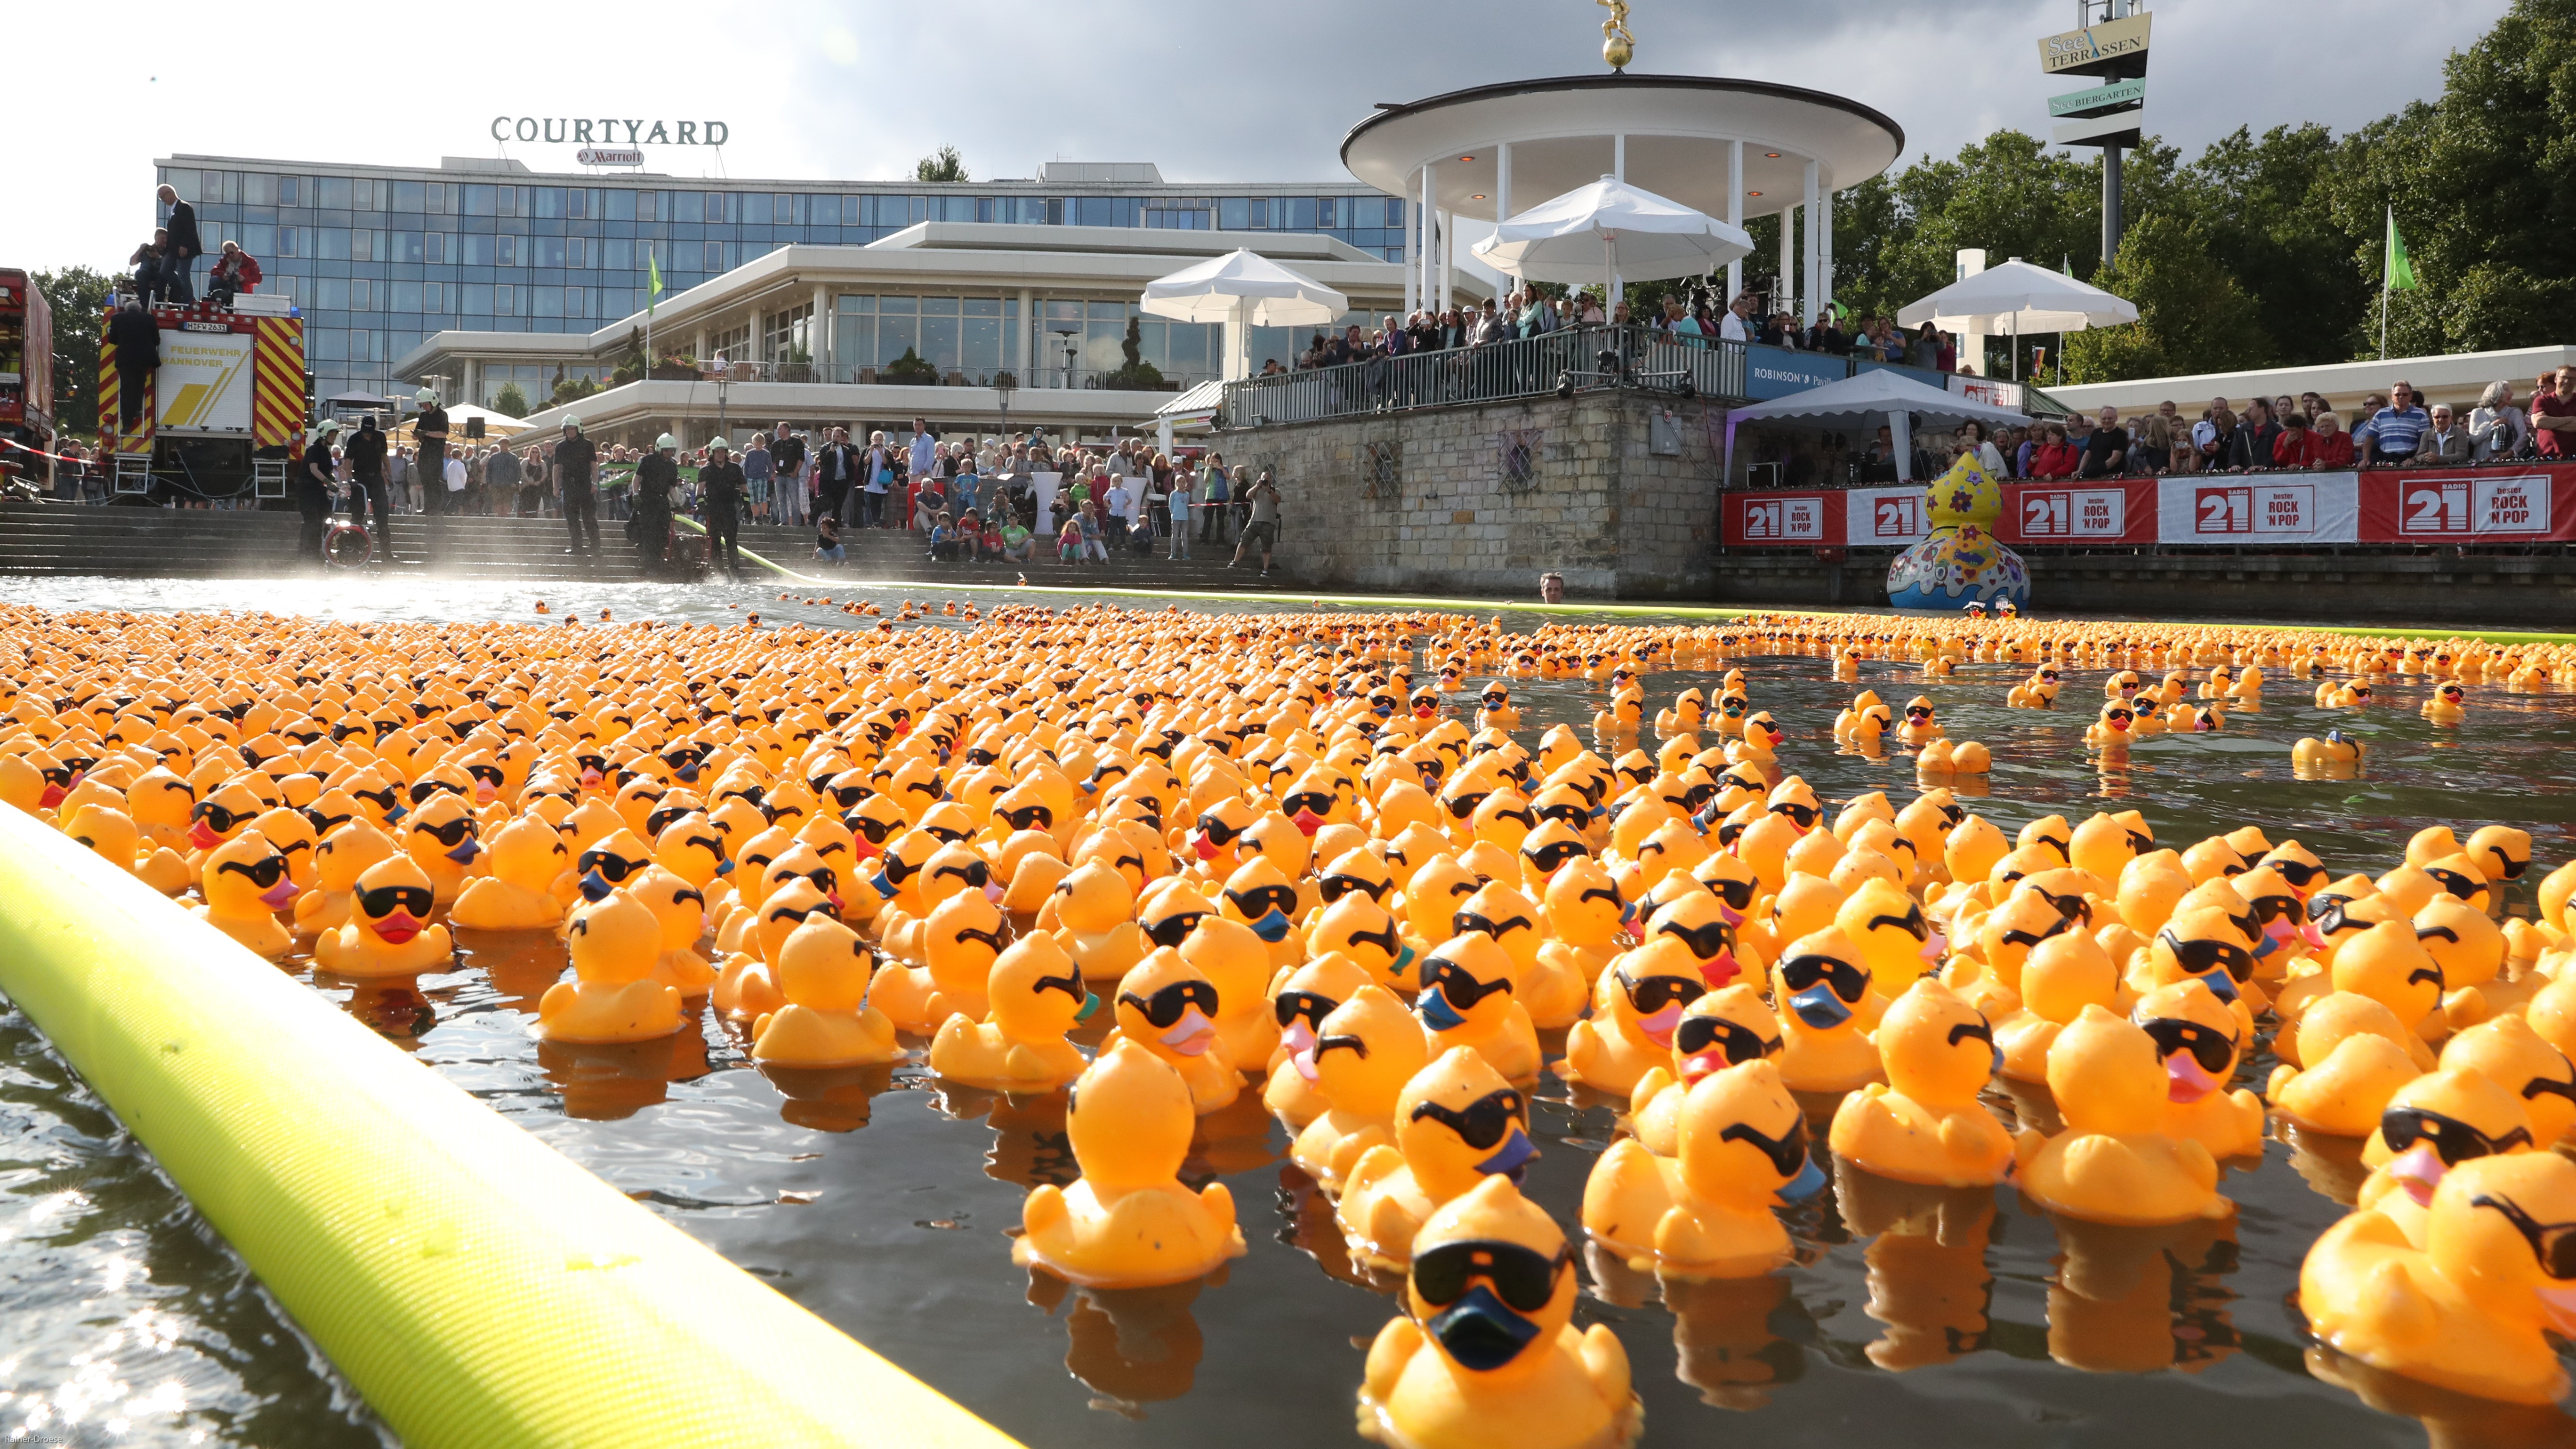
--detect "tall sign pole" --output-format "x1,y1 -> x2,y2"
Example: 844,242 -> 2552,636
2039,2 -> 2151,270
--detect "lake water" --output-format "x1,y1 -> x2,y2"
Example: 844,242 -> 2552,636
5,572 -> 2573,1448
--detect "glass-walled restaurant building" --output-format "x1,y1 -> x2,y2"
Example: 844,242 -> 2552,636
390,222 -> 1410,449
154,154 -> 1411,407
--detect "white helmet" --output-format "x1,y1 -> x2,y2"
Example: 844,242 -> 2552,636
414,387 -> 437,404
655,434 -> 678,451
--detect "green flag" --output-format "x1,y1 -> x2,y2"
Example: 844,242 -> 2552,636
647,248 -> 664,317
2384,209 -> 2417,291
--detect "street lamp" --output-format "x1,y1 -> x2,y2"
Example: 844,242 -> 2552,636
993,370 -> 1016,443
1052,326 -> 1082,389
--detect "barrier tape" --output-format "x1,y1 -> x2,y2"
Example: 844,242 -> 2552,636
0,804 -> 1020,1449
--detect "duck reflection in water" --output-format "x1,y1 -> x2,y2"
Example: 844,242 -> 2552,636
1833,1163 -> 1997,1371
1025,1269 -> 1215,1417
536,1020 -> 713,1121
2045,1213 -> 2241,1374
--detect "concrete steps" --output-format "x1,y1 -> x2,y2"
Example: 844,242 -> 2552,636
0,501 -> 1308,594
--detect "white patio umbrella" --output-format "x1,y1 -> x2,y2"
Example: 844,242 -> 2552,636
1141,250 -> 1349,381
1470,175 -> 1754,301
1896,259 -> 2138,380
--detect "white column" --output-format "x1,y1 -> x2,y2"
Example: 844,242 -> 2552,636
1778,203 -> 1796,324
1420,162 -> 1437,316
1610,135 -> 1626,309
1403,167 -> 1419,316
1437,209 -> 1451,308
1803,160 -> 1820,326
1819,176 -> 1835,322
812,284 -> 829,378
1727,140 -> 1744,307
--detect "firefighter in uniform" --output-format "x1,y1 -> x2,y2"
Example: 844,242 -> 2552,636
633,434 -> 679,574
699,437 -> 748,582
297,421 -> 342,564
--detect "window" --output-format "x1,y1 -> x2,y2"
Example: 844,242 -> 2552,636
494,284 -> 515,316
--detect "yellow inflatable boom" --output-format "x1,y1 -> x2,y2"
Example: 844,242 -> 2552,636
0,803 -> 1019,1449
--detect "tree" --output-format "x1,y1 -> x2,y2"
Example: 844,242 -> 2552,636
492,382 -> 531,418
2061,213 -> 2271,384
33,266 -> 115,439
914,146 -> 967,183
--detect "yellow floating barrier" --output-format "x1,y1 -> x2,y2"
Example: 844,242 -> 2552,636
0,803 -> 1020,1449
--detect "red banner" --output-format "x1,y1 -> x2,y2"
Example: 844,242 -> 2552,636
2000,479 -> 2157,546
2359,466 -> 2576,542
1724,467 -> 2576,548
1723,491 -> 1841,546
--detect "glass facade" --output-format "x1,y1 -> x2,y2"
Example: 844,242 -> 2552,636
157,161 -> 1404,402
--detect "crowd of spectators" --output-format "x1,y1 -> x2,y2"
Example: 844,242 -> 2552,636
1747,364 -> 2576,490
1279,287 -> 1964,373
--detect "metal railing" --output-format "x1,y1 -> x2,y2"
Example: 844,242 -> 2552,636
679,359 -> 1216,392
1217,326 -> 1747,427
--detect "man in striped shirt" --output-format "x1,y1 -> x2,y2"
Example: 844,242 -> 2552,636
2360,381 -> 2431,466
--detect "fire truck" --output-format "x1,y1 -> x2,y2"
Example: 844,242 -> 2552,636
98,290 -> 307,503
0,269 -> 54,488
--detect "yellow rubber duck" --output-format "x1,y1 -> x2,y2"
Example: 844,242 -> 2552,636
314,855 -> 454,977
536,890 -> 684,1043
1110,946 -> 1241,1113
750,912 -> 902,1067
1413,931 -> 1541,1084
1360,1175 -> 1641,1449
1829,978 -> 2013,1186
2011,1005 -> 2230,1225
1772,927 -> 1885,1094
2302,1152 -> 2576,1406
2355,1067 -> 2536,1248
929,932 -> 1095,1093
871,886 -> 1005,1036
1340,1046 -> 1539,1271
190,829 -> 299,960
1558,936 -> 1705,1096
1623,985 -> 1783,1156
1586,1055 -> 1823,1277
2132,979 -> 2266,1160
1288,984 -> 1432,1194
1263,950 -> 1380,1128
1014,1039 -> 1248,1289
448,812 -> 573,932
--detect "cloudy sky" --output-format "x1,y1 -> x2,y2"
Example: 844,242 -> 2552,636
8,0 -> 2509,274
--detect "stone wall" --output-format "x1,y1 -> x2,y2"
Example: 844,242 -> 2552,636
1218,391 -> 1723,598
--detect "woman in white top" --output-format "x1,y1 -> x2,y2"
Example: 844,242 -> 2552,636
2471,380 -> 2530,462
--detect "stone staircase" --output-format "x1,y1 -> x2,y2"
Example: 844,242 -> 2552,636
0,500 -> 1306,594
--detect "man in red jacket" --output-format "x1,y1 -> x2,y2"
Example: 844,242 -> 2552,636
209,242 -> 262,307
